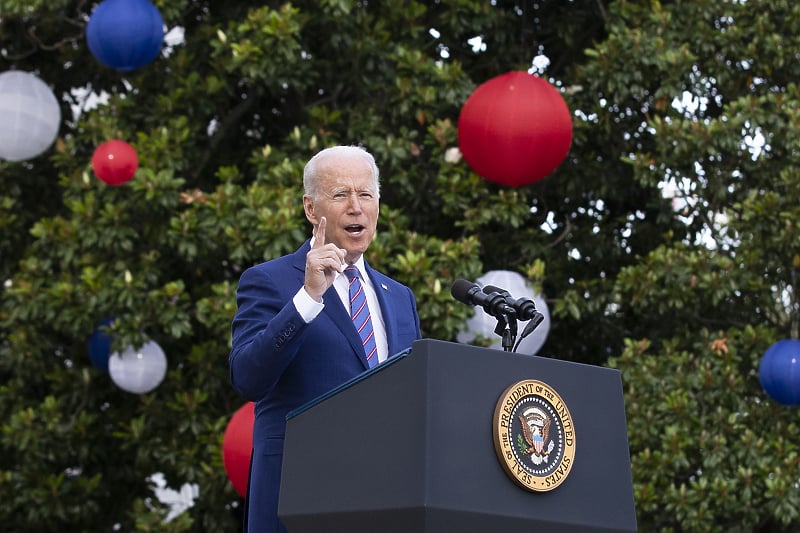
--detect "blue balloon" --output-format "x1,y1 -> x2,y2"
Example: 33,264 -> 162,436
86,0 -> 164,72
759,339 -> 800,406
87,318 -> 115,372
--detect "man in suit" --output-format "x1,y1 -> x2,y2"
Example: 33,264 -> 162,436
230,145 -> 422,533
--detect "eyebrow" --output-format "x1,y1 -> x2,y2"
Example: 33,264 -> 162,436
329,187 -> 376,195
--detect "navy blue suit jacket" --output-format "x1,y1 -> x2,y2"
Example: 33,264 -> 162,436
229,240 -> 422,532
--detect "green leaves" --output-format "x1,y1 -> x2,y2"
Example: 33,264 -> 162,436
3,0 -> 800,530
610,327 -> 800,530
212,4 -> 306,84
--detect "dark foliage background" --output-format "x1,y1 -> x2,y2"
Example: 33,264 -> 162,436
2,0 -> 799,530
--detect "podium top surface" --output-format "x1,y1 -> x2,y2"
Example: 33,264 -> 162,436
286,338 -> 619,421
286,346 -> 412,420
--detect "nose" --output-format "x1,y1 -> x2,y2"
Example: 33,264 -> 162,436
346,193 -> 362,213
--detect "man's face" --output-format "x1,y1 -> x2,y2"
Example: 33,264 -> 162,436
303,154 -> 380,264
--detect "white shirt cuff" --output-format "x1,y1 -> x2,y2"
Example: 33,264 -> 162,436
293,286 -> 324,323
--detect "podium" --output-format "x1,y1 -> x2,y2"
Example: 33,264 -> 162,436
279,339 -> 637,532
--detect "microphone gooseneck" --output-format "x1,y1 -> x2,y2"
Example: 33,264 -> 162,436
481,284 -> 546,353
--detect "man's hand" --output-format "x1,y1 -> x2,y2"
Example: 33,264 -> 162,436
304,217 -> 346,302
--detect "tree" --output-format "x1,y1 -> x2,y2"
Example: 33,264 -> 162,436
585,1 -> 800,530
1,0 -> 798,530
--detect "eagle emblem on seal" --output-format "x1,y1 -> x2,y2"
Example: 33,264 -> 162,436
519,406 -> 555,465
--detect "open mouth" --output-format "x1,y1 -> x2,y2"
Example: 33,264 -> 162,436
345,224 -> 365,234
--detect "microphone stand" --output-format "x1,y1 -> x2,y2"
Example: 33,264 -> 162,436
493,310 -> 518,352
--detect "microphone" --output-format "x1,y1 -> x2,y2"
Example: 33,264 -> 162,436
451,279 -> 515,318
483,284 -> 546,353
482,284 -> 544,324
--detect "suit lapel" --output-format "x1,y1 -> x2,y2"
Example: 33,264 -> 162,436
323,285 -> 369,369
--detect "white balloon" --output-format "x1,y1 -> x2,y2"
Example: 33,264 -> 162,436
456,270 -> 551,355
108,340 -> 168,394
0,71 -> 61,162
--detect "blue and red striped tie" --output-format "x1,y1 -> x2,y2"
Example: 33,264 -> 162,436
344,265 -> 378,368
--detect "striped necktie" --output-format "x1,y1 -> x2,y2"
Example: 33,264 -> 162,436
344,265 -> 378,368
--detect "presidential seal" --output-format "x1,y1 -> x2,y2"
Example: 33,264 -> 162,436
492,379 -> 576,492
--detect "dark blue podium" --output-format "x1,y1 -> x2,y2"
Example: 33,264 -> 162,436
279,339 -> 637,532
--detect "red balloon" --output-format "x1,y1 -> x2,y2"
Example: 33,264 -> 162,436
458,71 -> 573,187
222,402 -> 254,498
91,140 -> 139,185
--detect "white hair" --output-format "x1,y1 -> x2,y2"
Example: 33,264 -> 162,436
303,145 -> 380,198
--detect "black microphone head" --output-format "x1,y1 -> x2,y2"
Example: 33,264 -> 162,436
451,279 -> 478,303
452,279 -> 515,317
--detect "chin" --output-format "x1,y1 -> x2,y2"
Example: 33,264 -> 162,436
345,246 -> 368,261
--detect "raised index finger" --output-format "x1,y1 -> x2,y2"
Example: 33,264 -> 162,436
313,216 -> 327,248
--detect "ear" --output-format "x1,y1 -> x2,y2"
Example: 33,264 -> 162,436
303,195 -> 317,225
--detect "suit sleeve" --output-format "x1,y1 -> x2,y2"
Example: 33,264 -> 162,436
383,276 -> 423,356
404,284 -> 422,341
229,265 -> 309,401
